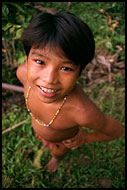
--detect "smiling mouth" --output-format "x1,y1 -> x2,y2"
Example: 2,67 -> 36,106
39,86 -> 58,94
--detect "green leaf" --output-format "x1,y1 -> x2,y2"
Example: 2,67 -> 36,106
2,19 -> 7,30
16,14 -> 25,23
21,23 -> 29,28
2,22 -> 13,31
8,2 -> 25,14
2,4 -> 9,17
17,54 -> 26,65
105,41 -> 112,50
9,27 -> 15,34
16,28 -> 23,39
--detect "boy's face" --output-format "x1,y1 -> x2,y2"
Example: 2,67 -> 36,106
26,46 -> 80,104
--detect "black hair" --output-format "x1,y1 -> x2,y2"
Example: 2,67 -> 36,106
21,10 -> 95,73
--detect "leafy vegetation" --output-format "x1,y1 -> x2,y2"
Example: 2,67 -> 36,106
2,2 -> 125,188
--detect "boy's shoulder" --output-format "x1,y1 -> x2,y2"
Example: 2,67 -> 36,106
16,62 -> 27,86
70,84 -> 95,111
70,84 -> 103,128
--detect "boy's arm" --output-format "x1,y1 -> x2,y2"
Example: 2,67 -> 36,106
84,113 -> 123,143
63,100 -> 124,150
16,62 -> 27,86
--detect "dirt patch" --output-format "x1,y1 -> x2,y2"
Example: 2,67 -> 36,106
2,89 -> 25,114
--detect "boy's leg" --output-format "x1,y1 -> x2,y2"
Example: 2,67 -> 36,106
46,144 -> 70,172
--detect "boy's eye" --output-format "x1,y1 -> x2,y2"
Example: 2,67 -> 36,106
61,67 -> 73,71
35,60 -> 44,65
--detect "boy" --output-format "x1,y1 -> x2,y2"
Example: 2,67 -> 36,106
16,11 -> 123,172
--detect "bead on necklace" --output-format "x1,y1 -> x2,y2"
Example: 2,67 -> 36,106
25,86 -> 68,127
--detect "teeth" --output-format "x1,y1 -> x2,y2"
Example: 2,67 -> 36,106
40,86 -> 57,94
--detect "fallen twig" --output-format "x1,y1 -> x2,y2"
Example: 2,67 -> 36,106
2,83 -> 24,93
2,119 -> 28,135
34,5 -> 56,14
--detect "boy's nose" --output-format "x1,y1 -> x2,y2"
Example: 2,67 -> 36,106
42,68 -> 58,85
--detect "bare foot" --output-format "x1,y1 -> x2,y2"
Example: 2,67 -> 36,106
46,156 -> 61,172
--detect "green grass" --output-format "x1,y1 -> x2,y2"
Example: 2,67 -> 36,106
2,75 -> 125,188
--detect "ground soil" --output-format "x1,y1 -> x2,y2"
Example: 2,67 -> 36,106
2,89 -> 25,114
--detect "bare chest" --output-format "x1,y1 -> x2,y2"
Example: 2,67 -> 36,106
24,85 -> 78,141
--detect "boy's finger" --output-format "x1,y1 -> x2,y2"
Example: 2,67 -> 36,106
71,146 -> 77,150
63,138 -> 75,143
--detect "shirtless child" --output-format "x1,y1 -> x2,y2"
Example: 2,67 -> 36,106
16,11 -> 123,172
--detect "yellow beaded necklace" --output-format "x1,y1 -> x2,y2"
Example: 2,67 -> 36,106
25,86 -> 68,127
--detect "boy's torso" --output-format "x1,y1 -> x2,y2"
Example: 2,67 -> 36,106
24,82 -> 82,142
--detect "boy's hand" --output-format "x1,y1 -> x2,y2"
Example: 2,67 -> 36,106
62,127 -> 86,150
